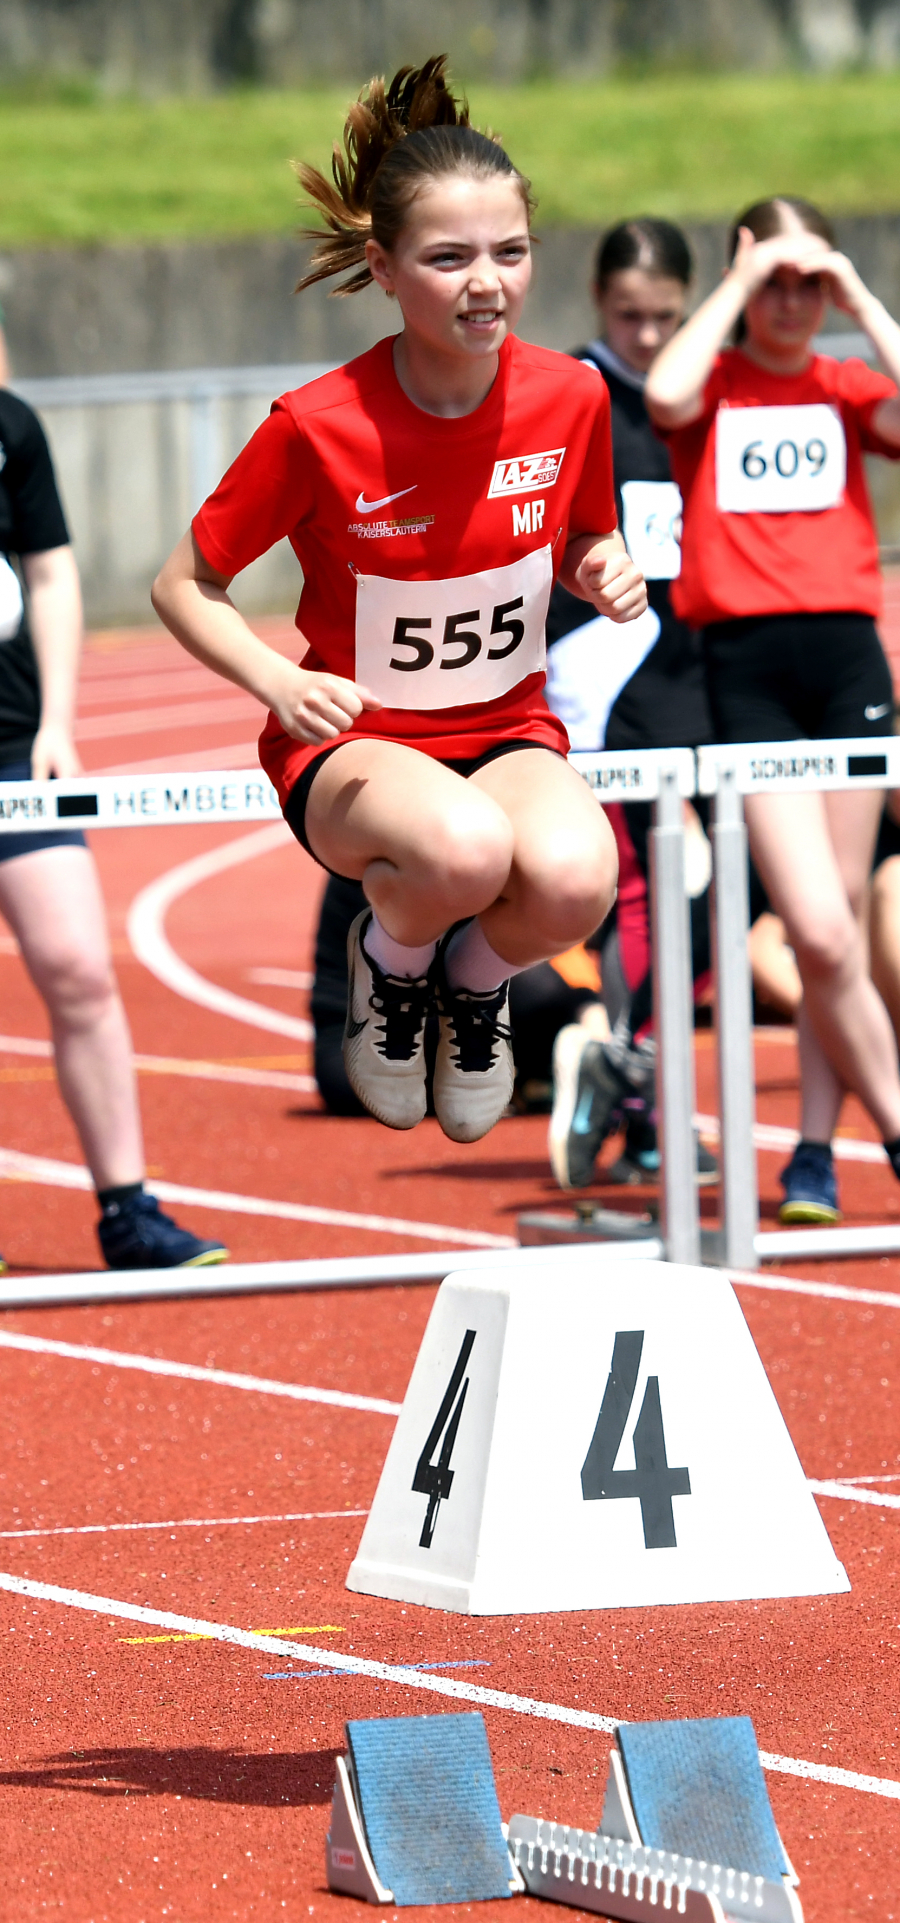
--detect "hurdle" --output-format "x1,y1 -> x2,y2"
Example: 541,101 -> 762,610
2,743 -> 898,1296
698,735 -> 900,1268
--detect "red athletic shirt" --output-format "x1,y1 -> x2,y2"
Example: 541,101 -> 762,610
192,333 -> 616,805
662,348 -> 900,628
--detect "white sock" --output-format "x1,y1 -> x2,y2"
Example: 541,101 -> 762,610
445,918 -> 526,995
364,910 -> 436,981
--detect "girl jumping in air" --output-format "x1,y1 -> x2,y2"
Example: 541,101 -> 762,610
646,196 -> 900,1223
153,57 -> 645,1143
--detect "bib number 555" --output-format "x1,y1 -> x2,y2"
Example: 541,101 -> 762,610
391,599 -> 525,672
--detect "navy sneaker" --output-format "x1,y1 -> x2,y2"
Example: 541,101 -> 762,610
97,1192 -> 229,1270
778,1141 -> 840,1225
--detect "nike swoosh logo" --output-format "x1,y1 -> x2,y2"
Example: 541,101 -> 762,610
865,703 -> 891,719
355,486 -> 417,514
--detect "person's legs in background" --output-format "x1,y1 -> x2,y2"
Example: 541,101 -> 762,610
0,843 -> 228,1269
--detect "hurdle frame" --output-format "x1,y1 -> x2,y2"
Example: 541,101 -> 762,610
699,734 -> 900,1267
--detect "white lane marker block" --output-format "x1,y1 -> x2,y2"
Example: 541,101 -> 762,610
348,1260 -> 849,1616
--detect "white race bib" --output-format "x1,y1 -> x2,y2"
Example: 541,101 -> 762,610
354,547 -> 552,710
0,556 -> 24,642
715,403 -> 846,514
621,479 -> 682,579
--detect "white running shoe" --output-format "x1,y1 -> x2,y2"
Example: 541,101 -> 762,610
342,909 -> 431,1130
433,948 -> 514,1144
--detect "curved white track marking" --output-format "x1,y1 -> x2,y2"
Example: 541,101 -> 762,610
126,824 -> 314,1042
0,1573 -> 897,1801
0,1146 -> 513,1248
0,1328 -> 401,1414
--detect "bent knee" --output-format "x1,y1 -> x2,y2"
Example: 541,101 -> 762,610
520,833 -> 618,946
423,798 -> 514,901
792,912 -> 858,980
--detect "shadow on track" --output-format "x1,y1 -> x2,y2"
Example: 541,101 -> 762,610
0,1746 -> 340,1805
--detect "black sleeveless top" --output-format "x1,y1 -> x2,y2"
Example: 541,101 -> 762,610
0,391 -> 70,764
547,342 -> 712,752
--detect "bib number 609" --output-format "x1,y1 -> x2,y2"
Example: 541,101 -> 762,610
390,598 -> 525,673
741,437 -> 827,481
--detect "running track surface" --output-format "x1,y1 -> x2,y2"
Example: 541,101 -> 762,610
1,615 -> 899,1923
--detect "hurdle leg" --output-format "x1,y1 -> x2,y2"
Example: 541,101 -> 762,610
711,765 -> 759,1270
649,764 -> 700,1264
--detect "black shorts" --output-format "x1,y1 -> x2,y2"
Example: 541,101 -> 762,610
285,737 -> 562,876
702,612 -> 894,744
0,756 -> 87,863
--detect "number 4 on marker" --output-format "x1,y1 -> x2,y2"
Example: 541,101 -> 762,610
412,1329 -> 476,1548
581,1330 -> 690,1548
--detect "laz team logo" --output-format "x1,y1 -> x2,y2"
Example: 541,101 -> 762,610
487,447 -> 566,498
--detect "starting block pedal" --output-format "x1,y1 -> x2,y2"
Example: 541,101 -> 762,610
326,1711 -> 520,1906
508,1715 -> 802,1923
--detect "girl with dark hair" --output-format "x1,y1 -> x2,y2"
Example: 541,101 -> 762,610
153,58 -> 645,1144
646,194 -> 900,1223
545,216 -> 718,1189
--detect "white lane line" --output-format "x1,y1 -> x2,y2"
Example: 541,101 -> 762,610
0,1033 -> 315,1094
75,696 -> 259,741
4,1327 -> 899,1521
0,1145 -> 512,1248
0,1509 -> 368,1541
0,1571 -> 896,1803
126,826 -> 315,1043
809,1479 -> 900,1510
0,1330 -> 403,1416
246,968 -> 314,990
698,1113 -> 887,1166
728,1268 -> 900,1312
840,1473 -> 900,1484
95,743 -> 263,776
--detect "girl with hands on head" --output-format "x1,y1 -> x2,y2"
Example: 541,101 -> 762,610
154,56 -> 645,1146
646,195 -> 900,1225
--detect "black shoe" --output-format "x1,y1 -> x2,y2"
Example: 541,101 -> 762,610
97,1193 -> 229,1270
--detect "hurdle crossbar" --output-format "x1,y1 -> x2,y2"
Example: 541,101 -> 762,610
0,771 -> 284,833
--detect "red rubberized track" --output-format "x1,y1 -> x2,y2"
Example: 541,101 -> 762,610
0,619 -> 898,1922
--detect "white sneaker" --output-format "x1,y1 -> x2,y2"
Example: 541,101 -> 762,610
342,910 -> 431,1130
433,950 -> 514,1144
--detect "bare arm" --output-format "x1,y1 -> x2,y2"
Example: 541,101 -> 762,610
645,227 -> 834,429
151,532 -> 381,745
23,544 -> 83,778
814,254 -> 900,448
558,528 -> 647,622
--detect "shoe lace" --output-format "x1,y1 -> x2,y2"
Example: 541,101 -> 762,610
443,984 -> 512,1075
369,973 -> 432,1062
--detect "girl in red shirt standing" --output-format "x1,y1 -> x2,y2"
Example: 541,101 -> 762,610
646,195 -> 900,1223
153,59 -> 645,1142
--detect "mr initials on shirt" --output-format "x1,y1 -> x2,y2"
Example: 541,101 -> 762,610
512,499 -> 545,536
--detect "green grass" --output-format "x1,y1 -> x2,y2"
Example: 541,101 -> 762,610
1,71 -> 899,247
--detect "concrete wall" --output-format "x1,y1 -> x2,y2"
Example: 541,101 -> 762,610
9,216 -> 900,623
8,216 -> 900,379
5,0 -> 899,89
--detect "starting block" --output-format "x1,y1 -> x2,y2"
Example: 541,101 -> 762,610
326,1711 -> 519,1905
509,1715 -> 802,1922
348,1259 -> 848,1614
